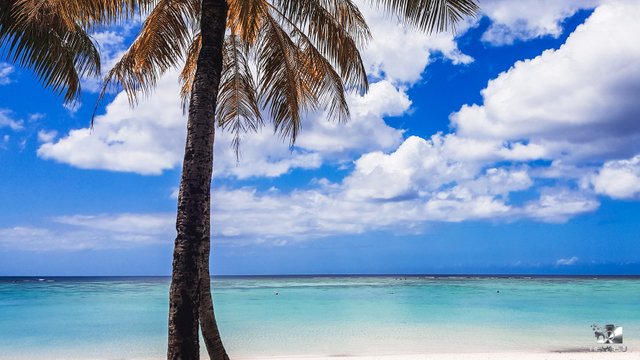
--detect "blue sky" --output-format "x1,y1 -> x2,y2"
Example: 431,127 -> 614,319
2,0 -> 640,276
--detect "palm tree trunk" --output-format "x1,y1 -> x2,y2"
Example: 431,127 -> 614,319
200,241 -> 230,360
167,0 -> 228,359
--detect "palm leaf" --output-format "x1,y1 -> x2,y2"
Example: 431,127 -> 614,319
12,0 -> 153,28
369,0 -> 479,33
0,0 -> 101,102
227,0 -> 269,44
270,0 -> 369,94
96,0 -> 200,111
216,34 -> 263,159
295,29 -> 350,124
256,13 -> 318,143
179,32 -> 201,110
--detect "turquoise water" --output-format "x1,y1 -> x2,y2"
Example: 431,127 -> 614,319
0,276 -> 639,359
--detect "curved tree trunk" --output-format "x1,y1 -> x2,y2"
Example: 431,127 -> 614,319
167,0 -> 228,359
200,245 -> 230,360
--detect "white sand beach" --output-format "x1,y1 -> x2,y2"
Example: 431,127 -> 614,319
244,353 -> 640,360
5,353 -> 640,360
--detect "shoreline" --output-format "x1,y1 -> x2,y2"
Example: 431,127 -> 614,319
5,353 -> 637,360
2,347 -> 638,360
238,353 -> 639,360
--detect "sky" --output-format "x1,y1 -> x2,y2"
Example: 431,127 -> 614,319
1,0 -> 640,276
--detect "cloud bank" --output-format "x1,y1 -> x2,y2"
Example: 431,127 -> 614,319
11,1 -> 639,249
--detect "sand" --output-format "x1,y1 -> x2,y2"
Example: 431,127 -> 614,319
4,352 -> 640,360
242,353 -> 640,360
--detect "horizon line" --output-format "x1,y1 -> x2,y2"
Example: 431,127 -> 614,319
2,273 -> 640,278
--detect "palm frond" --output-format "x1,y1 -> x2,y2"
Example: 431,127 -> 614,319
369,0 -> 479,33
0,0 -> 101,102
216,34 -> 263,159
270,0 -> 369,94
227,0 -> 269,44
10,0 -> 152,29
179,32 -> 201,110
256,14 -> 317,143
296,30 -> 350,125
96,0 -> 200,112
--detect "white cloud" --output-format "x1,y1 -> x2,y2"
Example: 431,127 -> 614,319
62,101 -> 81,115
39,1 -> 479,177
341,134 -> 534,204
296,80 -> 406,156
40,69 -> 409,178
82,30 -> 129,93
29,113 -> 46,121
0,63 -> 14,85
0,216 -> 170,251
41,67 -> 327,177
452,1 -> 640,164
209,186 -> 510,244
28,1 -> 640,242
344,135 -> 480,201
480,0 -> 601,45
456,167 -> 532,197
591,155 -> 640,199
39,72 -> 187,175
524,188 -> 599,223
556,256 -> 579,266
209,181 -> 595,243
358,0 -> 473,83
215,132 -> 325,179
92,31 -> 126,66
54,213 -> 174,235
0,109 -> 23,131
37,129 -> 57,143
207,150 -> 597,243
0,177 -> 598,251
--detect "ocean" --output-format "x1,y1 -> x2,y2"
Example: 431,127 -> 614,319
0,276 -> 638,359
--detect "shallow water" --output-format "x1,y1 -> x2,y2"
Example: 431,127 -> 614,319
0,276 -> 638,359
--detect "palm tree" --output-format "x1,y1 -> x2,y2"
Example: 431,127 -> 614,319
101,2 -> 477,359
0,0 -> 149,101
4,1 -> 478,359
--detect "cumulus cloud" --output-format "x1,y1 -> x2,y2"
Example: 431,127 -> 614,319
39,71 -> 408,177
39,72 -> 187,175
357,0 -> 473,83
214,129 -> 325,179
452,1 -> 640,164
207,158 -> 595,244
0,63 -> 13,85
28,1 -> 640,245
38,0 -> 479,177
295,80 -> 406,156
210,185 -> 509,244
480,0 -> 601,45
556,256 -> 579,266
591,155 -> 640,199
344,135 -> 480,201
1,174 -> 598,251
211,179 -> 593,242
